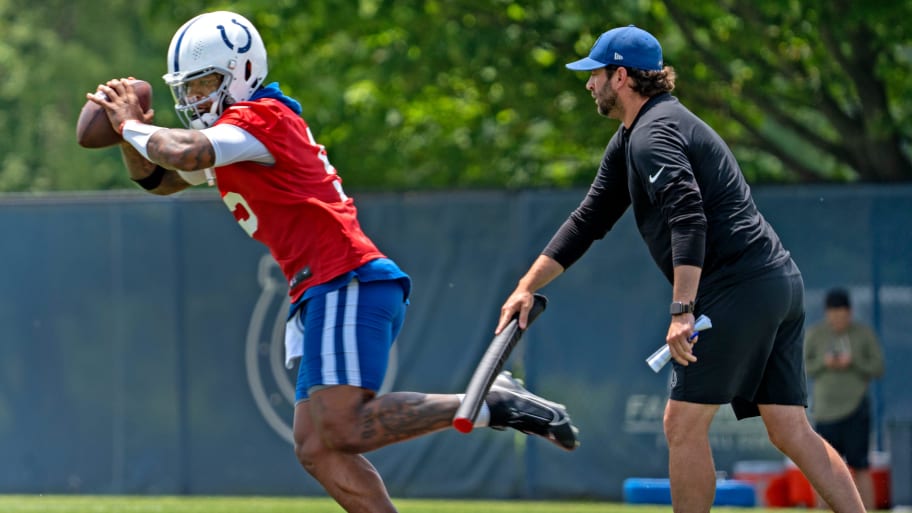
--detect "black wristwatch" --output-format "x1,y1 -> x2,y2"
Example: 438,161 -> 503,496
670,301 -> 695,316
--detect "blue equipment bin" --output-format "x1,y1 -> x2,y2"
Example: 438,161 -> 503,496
623,478 -> 756,507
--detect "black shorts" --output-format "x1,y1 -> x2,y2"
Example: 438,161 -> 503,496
669,260 -> 808,419
815,396 -> 872,469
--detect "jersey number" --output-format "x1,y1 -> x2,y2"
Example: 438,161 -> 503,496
222,129 -> 346,237
223,192 -> 258,236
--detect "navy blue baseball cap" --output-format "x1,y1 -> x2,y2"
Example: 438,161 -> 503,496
566,25 -> 663,71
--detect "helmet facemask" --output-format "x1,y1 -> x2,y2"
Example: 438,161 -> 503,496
164,69 -> 233,129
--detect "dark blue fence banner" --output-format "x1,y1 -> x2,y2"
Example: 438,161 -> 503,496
1,185 -> 909,500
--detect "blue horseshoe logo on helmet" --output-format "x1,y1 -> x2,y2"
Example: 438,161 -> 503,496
217,19 -> 252,53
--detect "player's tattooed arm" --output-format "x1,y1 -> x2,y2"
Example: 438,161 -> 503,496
148,129 -> 217,172
120,140 -> 191,195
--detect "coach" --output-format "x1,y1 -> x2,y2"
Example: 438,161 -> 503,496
496,25 -> 867,513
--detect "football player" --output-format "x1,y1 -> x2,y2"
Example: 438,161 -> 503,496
87,11 -> 579,513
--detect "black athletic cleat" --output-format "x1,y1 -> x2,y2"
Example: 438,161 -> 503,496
486,371 -> 580,451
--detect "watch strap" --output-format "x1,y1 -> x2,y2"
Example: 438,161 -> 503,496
670,301 -> 695,315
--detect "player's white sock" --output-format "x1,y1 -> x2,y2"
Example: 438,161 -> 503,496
474,403 -> 490,427
456,394 -> 490,427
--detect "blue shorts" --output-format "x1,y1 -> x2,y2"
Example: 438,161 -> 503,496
292,277 -> 407,402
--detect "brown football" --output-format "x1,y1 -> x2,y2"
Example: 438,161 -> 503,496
76,79 -> 153,148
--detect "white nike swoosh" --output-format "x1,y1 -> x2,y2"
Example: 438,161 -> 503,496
648,166 -> 666,183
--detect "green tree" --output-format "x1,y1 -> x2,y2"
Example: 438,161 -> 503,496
658,0 -> 912,181
226,0 -> 912,186
1,1 -> 909,193
219,0 -> 604,190
0,0 -> 172,191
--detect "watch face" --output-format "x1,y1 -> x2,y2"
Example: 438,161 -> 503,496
670,302 -> 694,315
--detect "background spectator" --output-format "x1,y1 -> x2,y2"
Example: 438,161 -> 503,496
805,287 -> 885,509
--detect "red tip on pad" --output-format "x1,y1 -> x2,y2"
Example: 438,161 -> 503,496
452,417 -> 474,434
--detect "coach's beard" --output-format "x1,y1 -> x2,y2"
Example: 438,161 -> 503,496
595,84 -> 618,117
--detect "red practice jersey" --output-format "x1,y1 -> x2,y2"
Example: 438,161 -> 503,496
214,98 -> 385,302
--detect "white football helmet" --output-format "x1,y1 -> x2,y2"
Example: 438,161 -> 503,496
163,11 -> 268,129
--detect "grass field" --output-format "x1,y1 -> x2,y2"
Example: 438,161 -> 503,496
0,495 -> 829,513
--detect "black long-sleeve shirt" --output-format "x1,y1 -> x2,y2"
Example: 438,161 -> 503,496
544,93 -> 791,289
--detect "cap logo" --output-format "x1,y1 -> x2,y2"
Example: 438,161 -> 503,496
614,52 -> 624,61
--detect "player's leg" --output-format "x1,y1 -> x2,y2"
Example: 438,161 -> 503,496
291,278 -> 449,512
291,277 -> 578,510
293,277 -> 458,445
307,385 -> 458,453
290,277 -> 413,512
293,397 -> 399,513
304,373 -> 581,453
759,404 -> 865,513
664,399 -> 719,513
